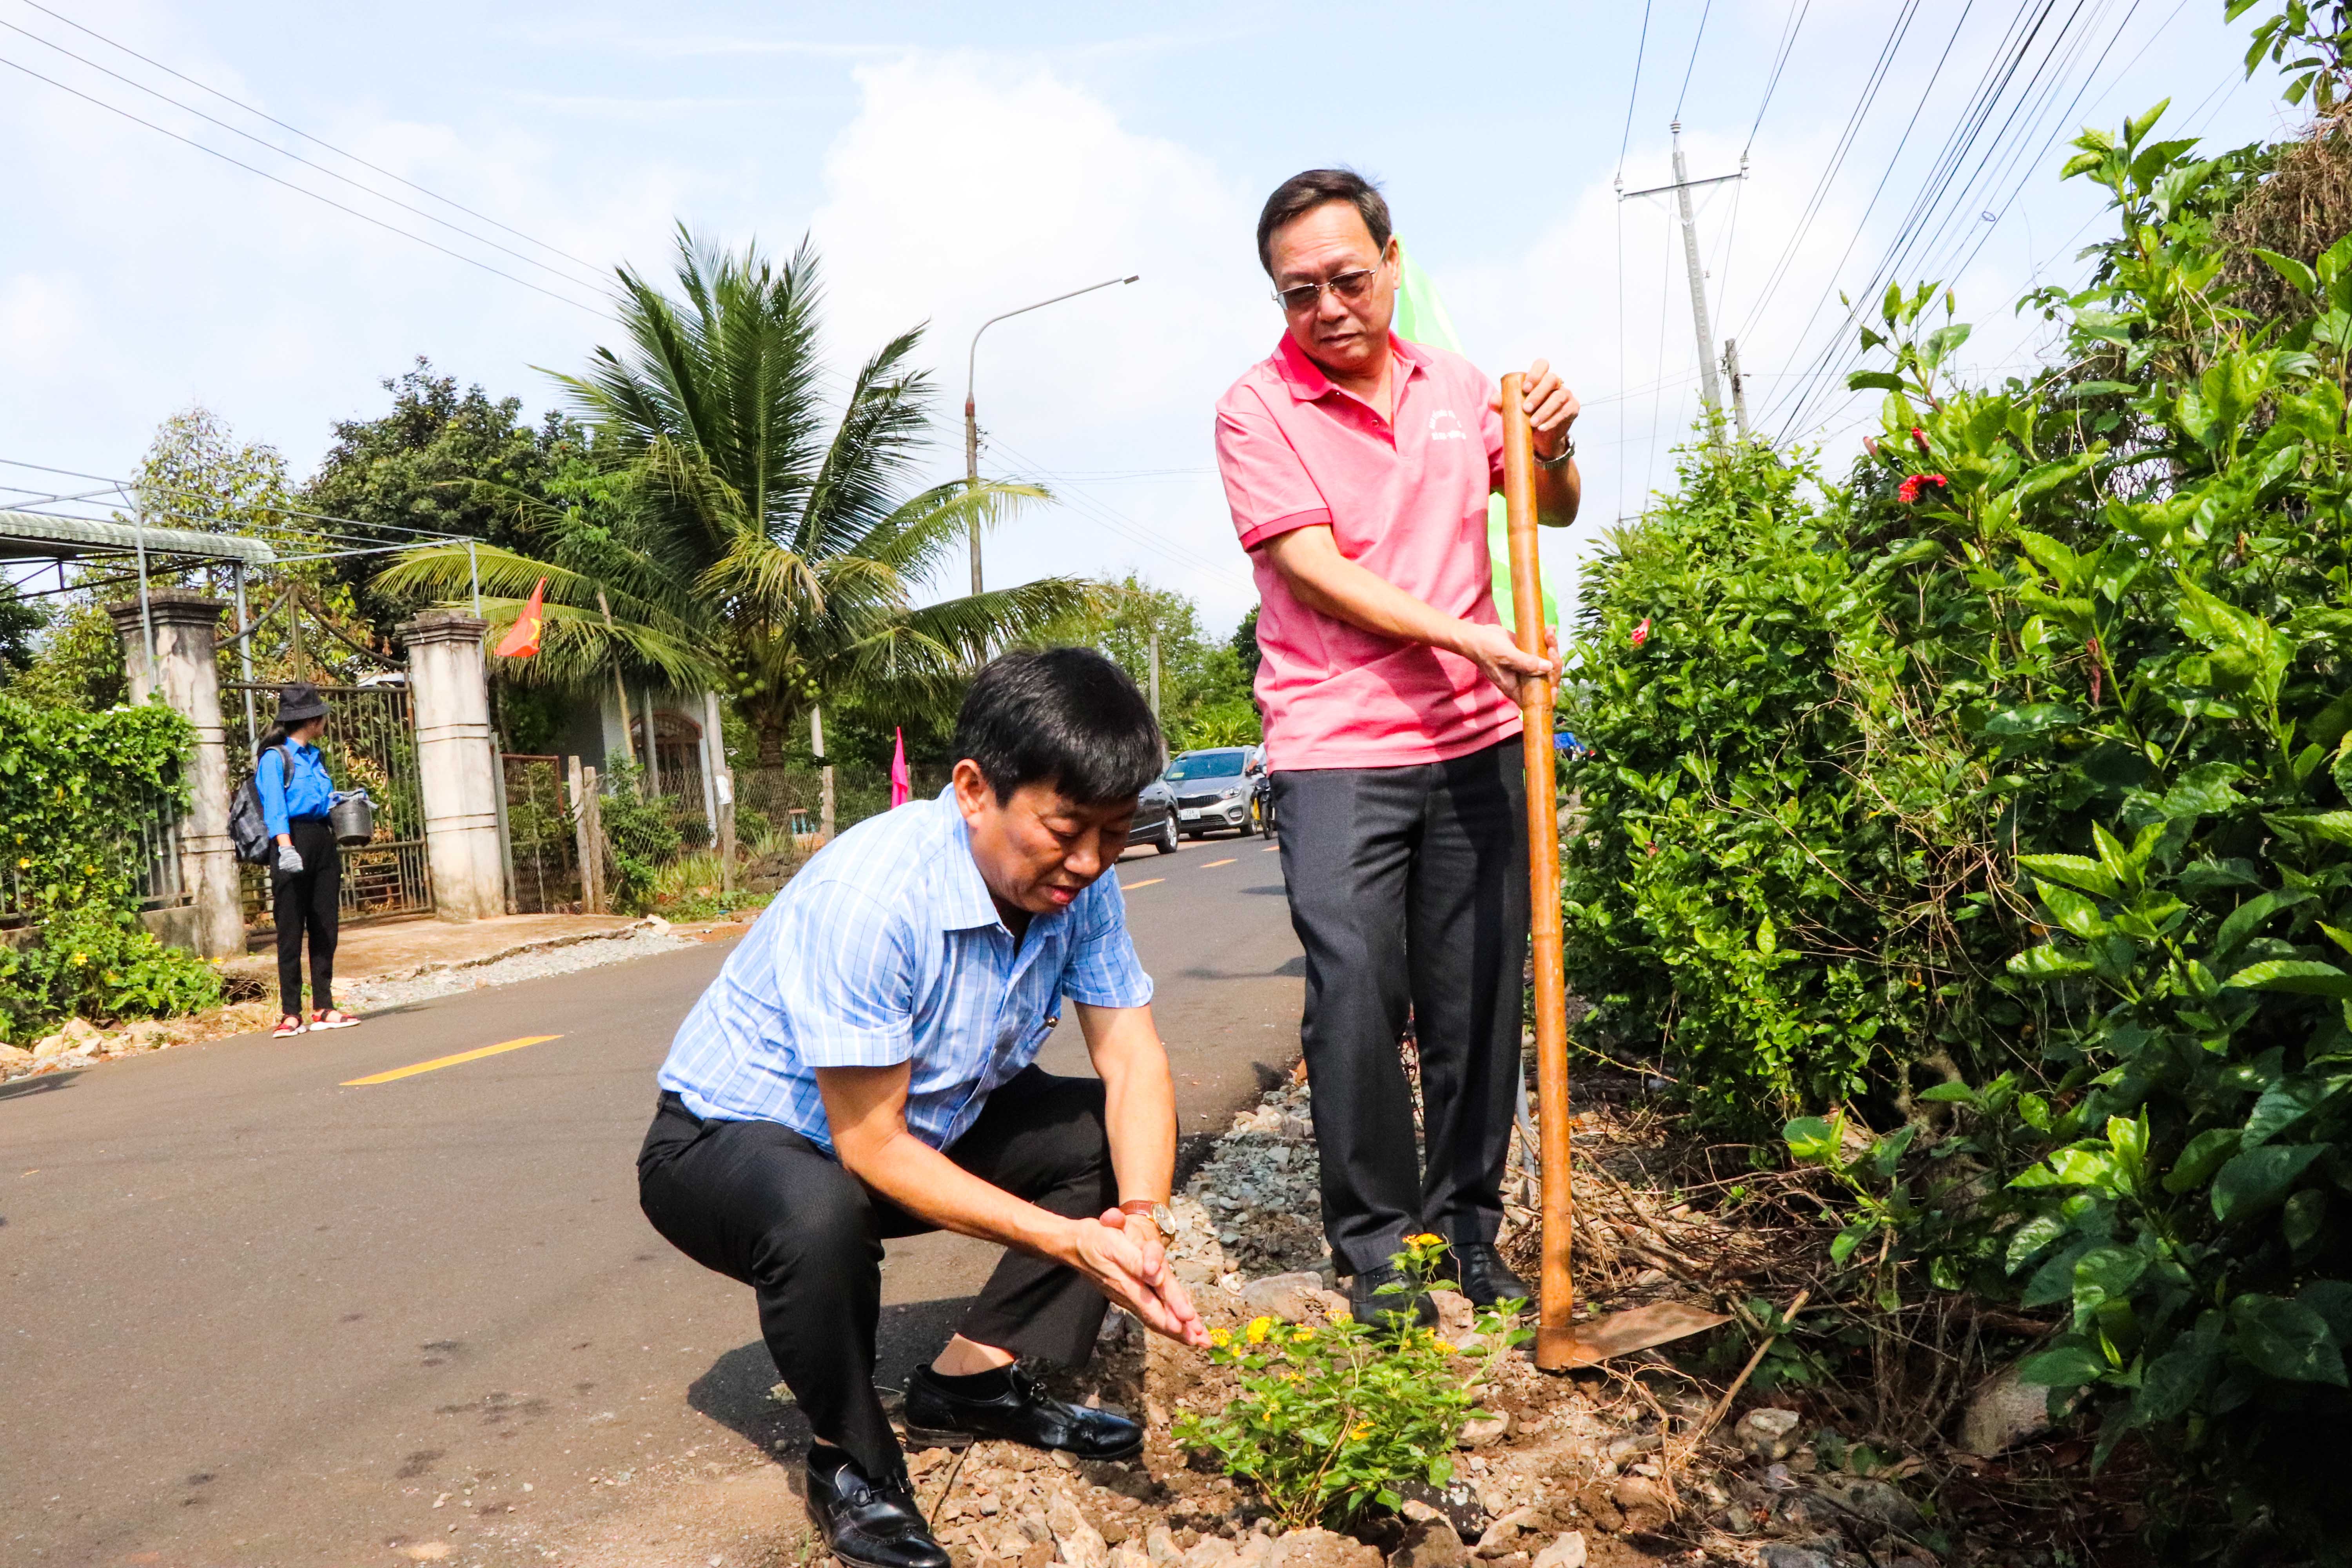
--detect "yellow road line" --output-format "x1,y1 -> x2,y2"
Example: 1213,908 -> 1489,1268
1123,877 -> 1165,890
1262,844 -> 1280,852
1200,858 -> 1236,869
341,1034 -> 563,1086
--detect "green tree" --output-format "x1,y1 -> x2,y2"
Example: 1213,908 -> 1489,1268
1032,575 -> 1260,748
303,359 -> 589,621
377,227 -> 1084,769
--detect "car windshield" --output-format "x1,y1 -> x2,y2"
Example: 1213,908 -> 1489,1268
1165,750 -> 1248,782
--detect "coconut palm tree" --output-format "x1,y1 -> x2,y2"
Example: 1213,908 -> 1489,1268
379,227 -> 1085,777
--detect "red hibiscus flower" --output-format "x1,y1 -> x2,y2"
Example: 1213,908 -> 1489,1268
1911,426 -> 1931,454
1631,617 -> 1651,648
1897,473 -> 1948,505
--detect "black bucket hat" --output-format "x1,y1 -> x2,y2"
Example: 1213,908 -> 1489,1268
274,681 -> 330,726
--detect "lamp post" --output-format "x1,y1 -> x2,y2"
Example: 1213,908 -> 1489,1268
964,273 -> 1140,595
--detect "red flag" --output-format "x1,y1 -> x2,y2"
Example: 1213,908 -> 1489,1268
496,578 -> 547,658
889,727 -> 912,808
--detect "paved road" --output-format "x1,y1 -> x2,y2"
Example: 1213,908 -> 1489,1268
0,834 -> 1300,1568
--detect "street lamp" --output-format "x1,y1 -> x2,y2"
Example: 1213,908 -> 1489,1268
963,273 -> 1140,595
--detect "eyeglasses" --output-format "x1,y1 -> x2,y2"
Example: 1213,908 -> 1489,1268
1272,267 -> 1381,314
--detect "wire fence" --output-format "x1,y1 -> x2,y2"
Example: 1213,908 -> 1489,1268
501,755 -> 581,915
734,764 -> 948,847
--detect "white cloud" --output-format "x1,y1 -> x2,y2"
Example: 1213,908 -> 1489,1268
808,54 -> 1270,622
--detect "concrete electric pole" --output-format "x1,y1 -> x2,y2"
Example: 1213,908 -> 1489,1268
1621,130 -> 1746,449
964,274 -> 1140,596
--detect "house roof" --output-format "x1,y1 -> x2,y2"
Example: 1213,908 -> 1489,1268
0,509 -> 277,567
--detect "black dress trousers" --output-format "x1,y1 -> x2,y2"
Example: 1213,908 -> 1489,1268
1270,738 -> 1530,1276
637,1065 -> 1120,1484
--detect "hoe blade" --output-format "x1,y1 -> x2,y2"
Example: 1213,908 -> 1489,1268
1539,1302 -> 1730,1368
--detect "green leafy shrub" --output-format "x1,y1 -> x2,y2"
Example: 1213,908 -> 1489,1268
0,695 -> 221,1040
1173,1236 -> 1526,1529
1568,76 -> 2352,1548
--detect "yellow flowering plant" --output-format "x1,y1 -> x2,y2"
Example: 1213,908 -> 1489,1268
1172,1235 -> 1528,1529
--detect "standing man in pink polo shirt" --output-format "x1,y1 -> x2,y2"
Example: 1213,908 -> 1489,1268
1216,169 -> 1580,1326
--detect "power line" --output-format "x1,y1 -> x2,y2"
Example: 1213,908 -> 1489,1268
0,17 -> 611,293
0,53 -> 612,317
1617,0 -> 1656,178
1745,0 -> 1813,156
16,0 -> 606,282
1675,0 -> 1714,122
1776,0 -> 2154,436
1735,0 -> 1928,345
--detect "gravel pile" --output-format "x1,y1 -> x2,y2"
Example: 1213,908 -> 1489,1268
341,924 -> 697,1011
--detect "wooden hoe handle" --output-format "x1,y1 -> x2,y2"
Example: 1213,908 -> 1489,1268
1497,372 -> 1577,1369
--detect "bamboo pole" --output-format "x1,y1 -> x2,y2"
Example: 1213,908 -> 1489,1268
1499,372 -> 1576,1370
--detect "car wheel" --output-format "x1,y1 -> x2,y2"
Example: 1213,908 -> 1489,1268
1156,815 -> 1180,855
1259,800 -> 1275,839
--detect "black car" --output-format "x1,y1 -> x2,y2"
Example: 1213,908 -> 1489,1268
1126,777 -> 1180,854
1165,746 -> 1264,838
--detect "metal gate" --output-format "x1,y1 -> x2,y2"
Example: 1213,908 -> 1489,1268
225,679 -> 433,931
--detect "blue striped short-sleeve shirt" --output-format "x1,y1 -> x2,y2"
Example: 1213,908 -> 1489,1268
657,788 -> 1154,1154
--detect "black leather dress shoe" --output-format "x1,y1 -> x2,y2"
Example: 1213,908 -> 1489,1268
1348,1264 -> 1439,1332
806,1448 -> 949,1568
1450,1243 -> 1531,1309
903,1363 -> 1144,1460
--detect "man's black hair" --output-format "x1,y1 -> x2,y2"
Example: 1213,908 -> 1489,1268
954,648 -> 1164,806
1256,168 -> 1392,276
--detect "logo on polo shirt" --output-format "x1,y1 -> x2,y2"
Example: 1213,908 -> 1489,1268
1428,408 -> 1468,442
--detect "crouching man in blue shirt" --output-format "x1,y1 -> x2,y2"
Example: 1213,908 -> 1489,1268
640,649 -> 1208,1568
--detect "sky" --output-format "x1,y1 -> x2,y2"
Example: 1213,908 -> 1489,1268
0,0 -> 2302,632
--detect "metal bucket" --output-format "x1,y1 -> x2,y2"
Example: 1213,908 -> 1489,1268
329,792 -> 375,847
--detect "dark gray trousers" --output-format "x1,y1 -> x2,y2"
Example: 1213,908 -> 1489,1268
636,1067 -> 1117,1484
1272,739 -> 1529,1276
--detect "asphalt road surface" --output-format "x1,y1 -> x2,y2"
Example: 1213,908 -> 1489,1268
1,832 -> 1301,1568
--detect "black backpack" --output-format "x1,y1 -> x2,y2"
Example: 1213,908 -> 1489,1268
229,743 -> 294,866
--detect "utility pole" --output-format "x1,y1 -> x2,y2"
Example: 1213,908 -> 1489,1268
1723,337 -> 1751,443
965,274 -> 1140,596
1149,630 -> 1162,718
1622,133 -> 1746,450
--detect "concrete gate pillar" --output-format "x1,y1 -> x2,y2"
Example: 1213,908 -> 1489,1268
398,609 -> 505,922
106,591 -> 243,960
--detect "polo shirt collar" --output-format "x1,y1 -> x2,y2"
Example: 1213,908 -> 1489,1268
1273,330 -> 1430,404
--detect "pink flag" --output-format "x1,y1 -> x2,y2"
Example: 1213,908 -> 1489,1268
889,727 -> 912,808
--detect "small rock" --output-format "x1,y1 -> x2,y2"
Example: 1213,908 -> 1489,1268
120,1019 -> 170,1051
1734,1406 -> 1802,1462
1816,1476 -> 1921,1528
1712,1504 -> 1756,1536
0,1042 -> 32,1070
1019,1508 -> 1053,1544
1388,1518 -> 1466,1568
1758,1548 -> 1833,1568
1610,1476 -> 1674,1532
1146,1526 -> 1181,1566
640,915 -> 672,934
1429,1290 -> 1475,1341
1457,1414 -> 1510,1449
1271,1527 -> 1382,1568
1473,1506 -> 1533,1558
1398,1501 -> 1440,1526
1602,1432 -> 1661,1464
61,1016 -> 102,1043
1233,1537 -> 1276,1568
978,1492 -> 1002,1516
31,1032 -> 73,1060
1049,1493 -> 1109,1568
1241,1271 -> 1330,1324
1111,1544 -> 1150,1568
1530,1535 -> 1586,1568
1958,1361 -> 2063,1456
1761,1463 -> 1797,1490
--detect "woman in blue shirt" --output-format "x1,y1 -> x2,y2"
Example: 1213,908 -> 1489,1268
255,682 -> 359,1038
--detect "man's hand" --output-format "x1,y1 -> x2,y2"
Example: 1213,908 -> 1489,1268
1491,357 -> 1581,460
1068,1208 -> 1208,1347
1454,621 -> 1564,704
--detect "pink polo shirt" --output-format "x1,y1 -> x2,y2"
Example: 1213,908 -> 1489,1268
1216,333 -> 1522,770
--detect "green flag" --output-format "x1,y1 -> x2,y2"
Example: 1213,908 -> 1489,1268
1390,240 -> 1558,638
